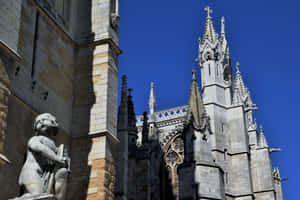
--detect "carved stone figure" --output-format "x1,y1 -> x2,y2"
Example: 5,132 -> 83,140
14,113 -> 70,200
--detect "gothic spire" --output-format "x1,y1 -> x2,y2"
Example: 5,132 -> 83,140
149,82 -> 156,115
117,75 -> 128,130
203,6 -> 217,42
187,70 -> 207,129
233,62 -> 248,102
127,88 -> 138,155
273,168 -> 281,181
220,16 -> 228,53
259,125 -> 269,148
141,112 -> 149,145
235,62 -> 247,93
127,88 -> 137,132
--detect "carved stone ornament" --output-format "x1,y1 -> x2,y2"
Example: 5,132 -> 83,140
12,113 -> 70,200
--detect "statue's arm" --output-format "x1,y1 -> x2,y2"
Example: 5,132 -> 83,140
28,136 -> 64,164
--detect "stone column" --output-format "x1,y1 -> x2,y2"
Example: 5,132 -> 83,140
68,0 -> 121,199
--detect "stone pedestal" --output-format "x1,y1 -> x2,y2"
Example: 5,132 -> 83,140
9,194 -> 57,200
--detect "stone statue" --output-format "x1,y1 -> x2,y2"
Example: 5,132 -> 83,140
14,113 -> 70,200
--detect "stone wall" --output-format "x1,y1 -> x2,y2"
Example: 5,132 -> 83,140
68,0 -> 120,199
4,0 -> 75,134
0,0 -> 22,53
68,136 -> 116,200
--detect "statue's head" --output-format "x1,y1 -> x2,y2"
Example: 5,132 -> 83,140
34,113 -> 59,136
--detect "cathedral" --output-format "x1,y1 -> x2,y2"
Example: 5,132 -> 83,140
0,1 -> 283,200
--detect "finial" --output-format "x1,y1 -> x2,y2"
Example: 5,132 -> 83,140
191,70 -> 196,81
221,16 -> 225,36
122,75 -> 127,82
236,62 -> 240,72
221,16 -> 225,23
198,37 -> 201,44
121,75 -> 127,94
260,125 -> 264,134
259,125 -> 269,148
204,6 -> 212,18
253,118 -> 257,128
128,88 -> 132,97
149,82 -> 156,115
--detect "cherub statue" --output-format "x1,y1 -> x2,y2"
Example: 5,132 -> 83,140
15,113 -> 70,200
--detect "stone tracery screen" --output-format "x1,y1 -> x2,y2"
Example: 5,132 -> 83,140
164,135 -> 184,200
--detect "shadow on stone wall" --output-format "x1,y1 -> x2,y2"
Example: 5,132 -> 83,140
134,115 -> 176,200
178,123 -> 198,200
67,25 -> 96,200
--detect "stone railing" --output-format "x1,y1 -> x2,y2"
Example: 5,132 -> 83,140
136,105 -> 188,127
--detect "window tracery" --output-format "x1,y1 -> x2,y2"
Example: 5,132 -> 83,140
164,135 -> 184,199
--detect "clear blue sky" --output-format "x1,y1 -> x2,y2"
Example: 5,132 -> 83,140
118,0 -> 300,199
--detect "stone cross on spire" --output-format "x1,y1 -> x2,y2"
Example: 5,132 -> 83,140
205,6 -> 212,18
203,6 -> 216,42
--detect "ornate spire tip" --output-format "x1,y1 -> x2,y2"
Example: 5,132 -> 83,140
204,6 -> 212,18
191,70 -> 196,81
121,75 -> 127,91
151,82 -> 154,88
260,125 -> 264,133
128,88 -> 132,96
236,62 -> 240,72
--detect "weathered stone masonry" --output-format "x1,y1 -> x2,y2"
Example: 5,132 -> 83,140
0,0 -> 121,200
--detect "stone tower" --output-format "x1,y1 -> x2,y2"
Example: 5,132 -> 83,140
193,6 -> 282,199
129,6 -> 283,200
